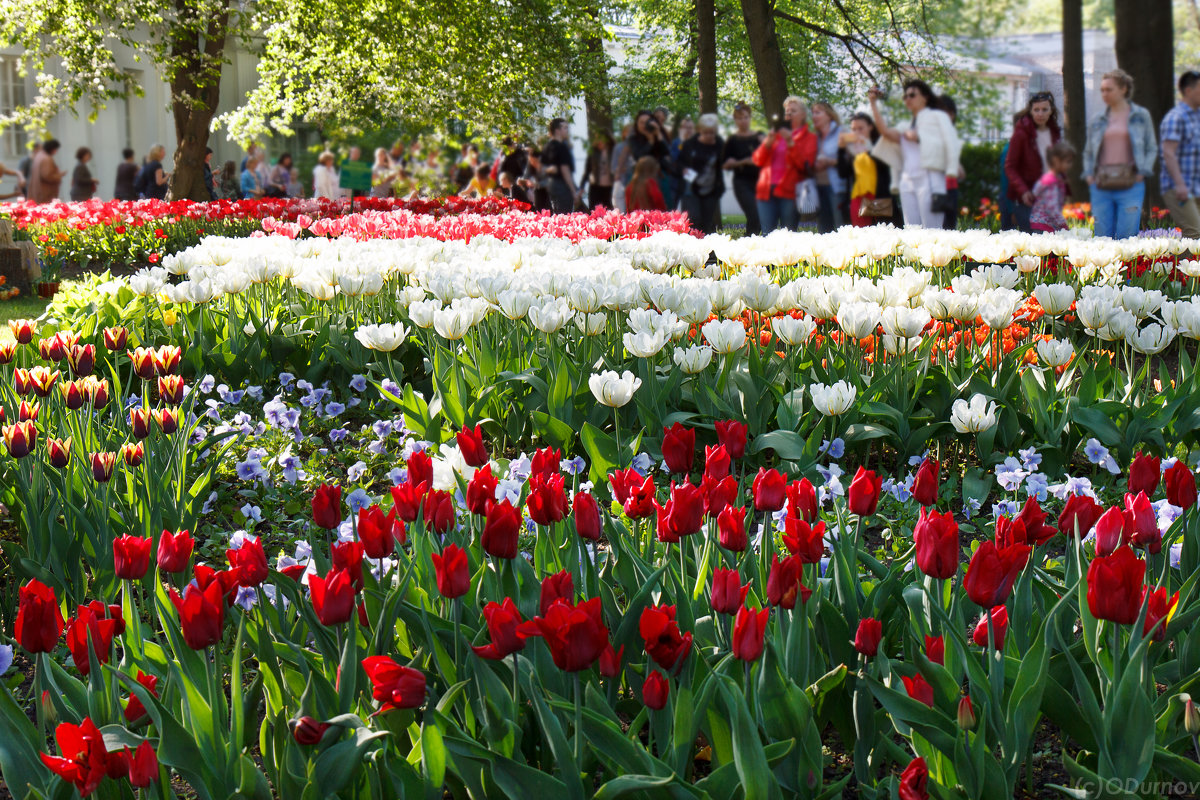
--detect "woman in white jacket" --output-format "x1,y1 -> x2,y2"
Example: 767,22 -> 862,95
312,151 -> 341,199
868,80 -> 960,228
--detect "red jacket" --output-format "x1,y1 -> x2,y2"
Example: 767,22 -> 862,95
1005,114 -> 1061,201
753,125 -> 817,201
626,179 -> 666,211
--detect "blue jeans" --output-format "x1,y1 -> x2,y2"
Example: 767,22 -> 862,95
757,194 -> 797,233
1090,182 -> 1145,239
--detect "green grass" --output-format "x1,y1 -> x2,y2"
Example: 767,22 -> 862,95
0,294 -> 51,342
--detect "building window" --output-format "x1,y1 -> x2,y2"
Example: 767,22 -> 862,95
0,57 -> 27,160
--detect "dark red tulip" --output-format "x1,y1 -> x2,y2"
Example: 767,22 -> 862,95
407,450 -> 434,489
456,424 -> 489,467
623,474 -> 657,520
39,717 -> 108,797
655,480 -> 705,542
717,505 -> 748,551
1087,546 -> 1146,625
15,578 -> 63,653
639,605 -> 693,672
732,605 -> 768,661
609,468 -> 641,505
848,466 -> 883,516
911,458 -> 939,506
1015,497 -> 1058,545
994,515 -> 1028,549
924,635 -> 944,666
1143,586 -> 1179,641
156,529 -> 194,573
902,673 -> 934,707
703,444 -> 730,482
786,478 -> 818,523
539,570 -> 573,616
192,564 -> 241,606
643,670 -> 669,710
1093,506 -> 1130,557
331,539 -> 365,590
914,506 -> 959,579
481,498 -> 521,559
226,537 -> 269,587
1127,452 -> 1161,496
752,467 -> 787,512
291,716 -> 332,746
129,407 -> 151,440
66,344 -> 95,377
701,474 -> 738,519
517,596 -> 609,672
661,423 -> 695,474
963,540 -> 1030,607
390,479 -> 426,523
715,419 -> 747,459
767,553 -> 809,609
854,617 -> 883,657
783,517 -> 826,563
972,605 -> 1008,649
711,568 -> 749,615
431,544 -> 470,599
113,534 -> 153,580
157,374 -> 185,405
152,345 -> 181,376
466,464 -> 498,516
170,581 -> 226,649
65,604 -> 119,676
527,473 -> 568,526
361,656 -> 426,711
122,670 -> 158,723
599,643 -> 624,677
573,491 -> 602,541
46,436 -> 71,468
530,446 -> 562,480
1165,461 -> 1198,508
472,597 -> 526,659
103,326 -> 128,350
309,568 -> 356,626
1059,494 -> 1104,538
899,756 -> 929,800
1125,491 -> 1161,554
312,483 -> 343,530
422,489 -> 455,533
357,505 -> 399,560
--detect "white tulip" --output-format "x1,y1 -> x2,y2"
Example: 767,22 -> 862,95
673,344 -> 714,373
433,307 -> 474,340
950,394 -> 998,434
355,322 -> 411,352
588,370 -> 641,407
701,319 -> 747,354
880,306 -> 931,339
1127,322 -> 1176,355
1033,284 -> 1075,316
772,315 -> 817,346
529,299 -> 572,334
574,312 -> 607,336
1014,255 -> 1041,273
497,290 -> 536,321
623,329 -> 670,358
1035,338 -> 1074,368
408,299 -> 441,329
882,334 -> 922,355
837,301 -> 881,340
810,380 -> 857,416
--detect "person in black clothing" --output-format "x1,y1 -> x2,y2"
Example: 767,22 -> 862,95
113,148 -> 138,201
136,144 -> 169,199
583,132 -> 614,210
522,148 -> 552,212
628,110 -> 672,177
203,148 -> 216,200
499,139 -> 529,184
541,118 -> 577,213
677,114 -> 725,233
722,102 -> 763,235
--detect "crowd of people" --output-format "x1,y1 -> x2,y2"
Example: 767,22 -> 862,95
3,67 -> 1200,243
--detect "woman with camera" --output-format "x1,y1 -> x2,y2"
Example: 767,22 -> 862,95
751,96 -> 817,233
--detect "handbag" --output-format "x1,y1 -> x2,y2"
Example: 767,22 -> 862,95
860,196 -> 894,217
795,178 -> 819,215
931,193 -> 955,213
1095,163 -> 1137,190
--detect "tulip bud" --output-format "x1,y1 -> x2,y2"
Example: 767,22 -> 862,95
121,442 -> 145,467
0,341 -> 16,364
8,319 -> 34,345
18,400 -> 38,422
152,406 -> 180,435
28,366 -> 59,398
66,344 -> 95,377
60,379 -> 87,410
91,451 -> 118,482
3,421 -> 36,458
157,375 -> 185,405
85,377 -> 110,409
291,716 -> 332,746
957,695 -> 977,730
129,407 -> 152,440
103,326 -> 128,351
12,367 -> 31,396
153,345 -> 181,376
127,348 -> 156,380
47,437 -> 71,469
1185,697 -> 1200,736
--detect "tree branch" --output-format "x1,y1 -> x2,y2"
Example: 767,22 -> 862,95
771,9 -> 902,82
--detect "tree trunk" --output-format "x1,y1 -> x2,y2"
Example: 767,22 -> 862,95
1062,0 -> 1087,200
1114,0 -> 1173,206
739,0 -> 789,118
167,2 -> 229,201
696,0 -> 718,114
581,2 -> 613,140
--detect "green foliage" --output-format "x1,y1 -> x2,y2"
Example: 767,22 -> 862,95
958,140 -> 1006,219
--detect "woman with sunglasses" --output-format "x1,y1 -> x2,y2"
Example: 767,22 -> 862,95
1005,91 -> 1062,233
868,80 -> 959,228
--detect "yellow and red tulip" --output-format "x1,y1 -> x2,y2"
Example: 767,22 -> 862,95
47,436 -> 71,468
90,451 -> 117,482
3,420 -> 37,458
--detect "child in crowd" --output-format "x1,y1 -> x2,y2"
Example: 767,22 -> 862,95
460,165 -> 495,198
625,156 -> 666,212
1030,141 -> 1074,233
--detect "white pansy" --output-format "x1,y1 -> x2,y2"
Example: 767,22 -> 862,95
950,394 -> 998,434
701,319 -> 747,354
810,380 -> 857,416
673,344 -> 714,373
588,370 -> 641,407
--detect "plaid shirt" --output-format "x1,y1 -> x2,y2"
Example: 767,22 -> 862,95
1160,101 -> 1200,194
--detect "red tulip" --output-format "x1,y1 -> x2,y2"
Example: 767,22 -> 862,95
1093,506 -> 1130,557
361,656 -> 426,711
1143,586 -> 1180,641
358,505 -> 403,559
481,498 -> 521,559
129,407 -> 151,439
157,374 -> 185,405
701,474 -> 738,519
431,544 -> 470,599
530,446 -> 562,480
717,505 -> 748,551
963,540 -> 1030,607
66,344 -> 95,378
786,478 -> 818,523
122,671 -> 158,723
994,515 -> 1028,549
847,466 -> 882,516
623,474 -> 657,520
46,436 -> 71,468
911,457 -> 939,506
120,442 -> 145,468
60,380 -> 85,410
7,318 -> 33,345
331,539 -> 365,590
1125,491 -> 1161,554
539,570 -> 574,616
661,422 -> 695,474
65,604 -> 119,676
854,617 -> 882,656
752,467 -> 787,511
309,568 -> 356,626
643,670 -> 669,710
1087,546 -> 1146,625
152,345 -> 181,376
422,489 -> 455,533
913,506 -> 959,579
226,537 -> 269,587
639,605 -> 693,672
156,529 -> 194,573
1127,451 -> 1161,496
517,596 -> 610,672
924,635 -> 944,666
972,605 -> 1008,649
0,341 -> 14,365
113,534 -> 153,580
767,553 -> 809,609
3,420 -> 37,458
192,564 -> 241,605
39,717 -> 108,798
15,578 -> 63,653
456,424 -> 489,467
703,444 -> 730,482
291,716 -> 332,746
899,756 -> 929,800
599,643 -> 624,677
902,673 -> 934,707
390,479 -> 426,523
715,419 -> 747,459
472,598 -> 526,659
1165,461 -> 1198,508
609,467 -> 641,505
527,473 -> 568,526
711,568 -> 749,615
103,326 -> 128,350
312,483 -> 343,530
1015,497 -> 1058,545
169,581 -> 226,649
466,464 -> 498,516
39,336 -> 65,362
18,400 -> 38,422
126,740 -> 159,787
1058,493 -> 1104,538
957,695 -> 978,730
732,605 -> 769,661
407,450 -> 434,489
783,517 -> 826,563
573,491 -> 601,541
654,481 -> 705,542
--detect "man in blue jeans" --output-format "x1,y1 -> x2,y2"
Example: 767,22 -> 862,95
1161,71 -> 1200,238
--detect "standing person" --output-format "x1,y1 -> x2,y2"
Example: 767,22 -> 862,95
455,145 -> 478,190
838,112 -> 897,227
371,148 -> 397,198
628,111 -> 672,184
135,144 -> 169,200
868,81 -> 957,229
312,151 -> 340,199
1030,141 -> 1075,233
677,114 -> 725,233
611,124 -> 634,213
1005,92 -> 1062,232
240,155 -> 264,198
216,160 -> 240,200
541,118 -> 578,214
937,96 -> 964,229
499,139 -> 529,186
202,148 -> 217,200
266,154 -> 292,198
811,101 -> 846,232
1160,71 -> 1200,238
113,148 -> 138,201
752,96 -> 818,233
69,147 -> 99,201
625,156 -> 666,211
522,148 -> 551,211
668,117 -> 695,209
723,102 -> 763,235
1082,68 -> 1157,239
17,143 -> 40,198
584,132 -> 615,210
29,139 -> 66,203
